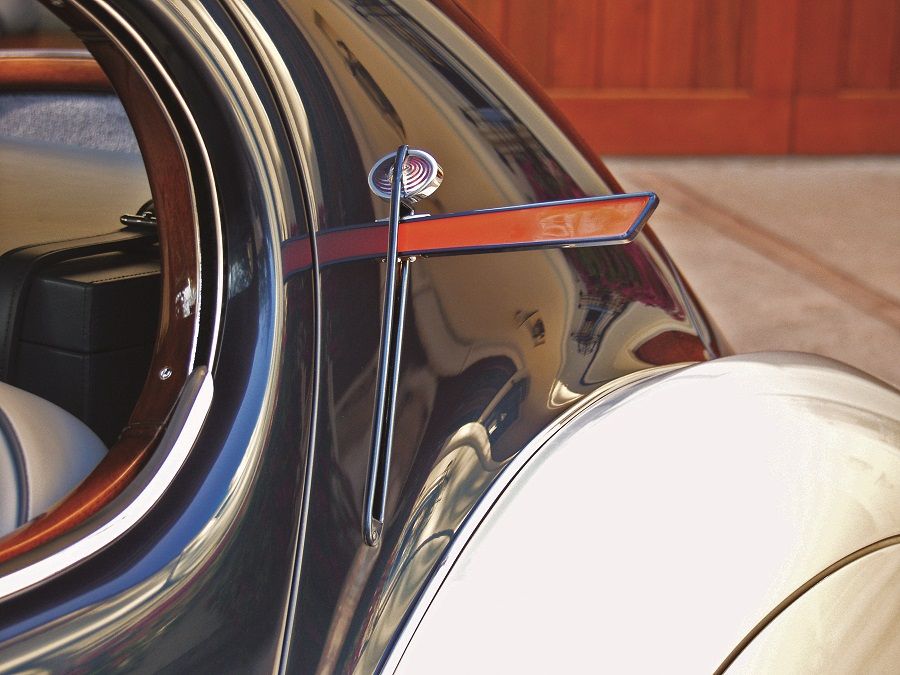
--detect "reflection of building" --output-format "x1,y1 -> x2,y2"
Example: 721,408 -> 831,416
460,108 -> 582,202
566,245 -> 683,361
555,245 -> 698,389
570,291 -> 627,355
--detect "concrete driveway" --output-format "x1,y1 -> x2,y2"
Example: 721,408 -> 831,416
606,157 -> 900,388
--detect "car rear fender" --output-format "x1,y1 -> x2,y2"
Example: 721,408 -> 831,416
390,352 -> 900,673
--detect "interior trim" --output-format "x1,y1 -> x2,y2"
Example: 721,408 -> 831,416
0,52 -> 109,90
0,368 -> 213,601
0,0 -> 216,568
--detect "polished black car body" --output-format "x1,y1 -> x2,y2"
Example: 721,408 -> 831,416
0,1 -> 720,671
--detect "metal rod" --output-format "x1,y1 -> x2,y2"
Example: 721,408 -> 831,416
363,145 -> 408,546
377,258 -> 410,523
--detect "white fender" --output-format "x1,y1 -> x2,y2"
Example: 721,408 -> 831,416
395,353 -> 900,673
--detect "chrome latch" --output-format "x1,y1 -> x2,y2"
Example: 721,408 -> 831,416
119,199 -> 158,231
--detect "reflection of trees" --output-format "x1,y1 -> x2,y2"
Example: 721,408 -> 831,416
566,246 -> 686,354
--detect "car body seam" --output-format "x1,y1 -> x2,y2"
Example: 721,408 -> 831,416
714,534 -> 900,674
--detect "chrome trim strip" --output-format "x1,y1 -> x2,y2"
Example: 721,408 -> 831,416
0,369 -> 213,600
381,362 -> 693,673
209,5 -> 326,672
277,185 -> 321,675
144,2 -> 291,640
218,0 -> 323,238
379,258 -> 411,522
211,4 -> 326,673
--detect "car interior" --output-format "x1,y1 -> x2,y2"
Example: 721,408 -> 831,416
0,0 -> 198,560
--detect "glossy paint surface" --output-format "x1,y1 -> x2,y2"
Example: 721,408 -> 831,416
295,249 -> 704,671
726,544 -> 900,673
240,1 -> 712,671
0,0 -> 714,671
397,353 -> 900,674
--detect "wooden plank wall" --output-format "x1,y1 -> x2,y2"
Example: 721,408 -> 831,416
458,0 -> 900,154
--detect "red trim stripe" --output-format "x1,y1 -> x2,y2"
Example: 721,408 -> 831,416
282,194 -> 655,276
400,194 -> 651,255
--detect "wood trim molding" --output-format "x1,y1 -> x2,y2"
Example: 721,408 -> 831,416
0,54 -> 110,91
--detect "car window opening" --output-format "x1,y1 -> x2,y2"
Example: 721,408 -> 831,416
0,0 -> 199,563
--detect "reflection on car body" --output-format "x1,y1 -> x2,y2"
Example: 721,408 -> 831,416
0,1 -> 897,673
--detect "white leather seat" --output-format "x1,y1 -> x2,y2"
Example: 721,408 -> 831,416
0,381 -> 106,537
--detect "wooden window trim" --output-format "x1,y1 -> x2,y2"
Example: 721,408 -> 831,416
0,13 -> 199,563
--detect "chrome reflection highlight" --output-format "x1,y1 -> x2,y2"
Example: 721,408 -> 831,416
368,148 -> 443,206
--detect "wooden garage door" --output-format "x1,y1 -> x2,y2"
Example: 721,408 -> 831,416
458,0 -> 900,154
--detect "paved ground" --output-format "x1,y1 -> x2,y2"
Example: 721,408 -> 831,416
605,157 -> 900,388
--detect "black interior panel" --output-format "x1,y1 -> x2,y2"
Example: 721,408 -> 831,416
15,252 -> 160,444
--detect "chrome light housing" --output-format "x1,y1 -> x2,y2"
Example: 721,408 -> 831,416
368,148 -> 443,205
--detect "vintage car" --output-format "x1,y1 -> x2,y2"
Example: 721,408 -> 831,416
0,0 -> 898,672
